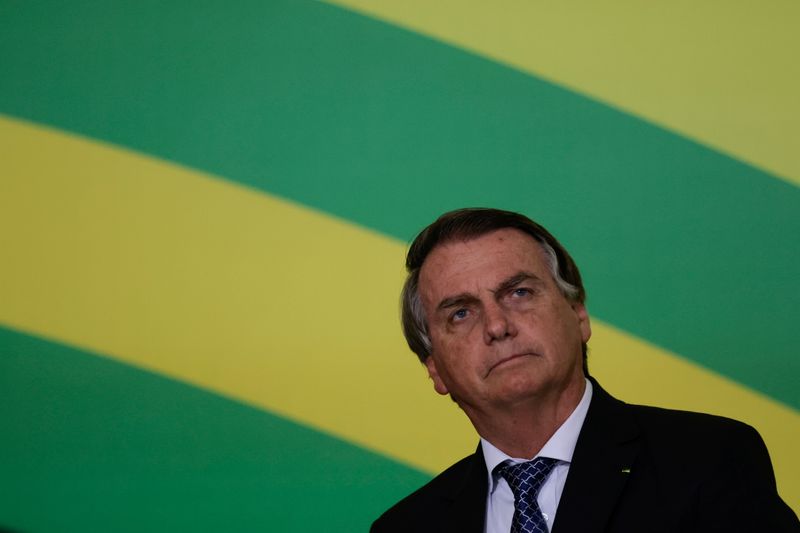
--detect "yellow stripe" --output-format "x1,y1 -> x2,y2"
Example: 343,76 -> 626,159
324,0 -> 800,187
0,115 -> 797,511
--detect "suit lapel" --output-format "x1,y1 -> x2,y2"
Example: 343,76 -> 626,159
443,446 -> 488,533
551,380 -> 641,533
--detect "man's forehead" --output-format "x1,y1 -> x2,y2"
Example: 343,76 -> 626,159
418,228 -> 547,292
422,228 -> 542,264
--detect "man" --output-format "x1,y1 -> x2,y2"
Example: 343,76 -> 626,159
372,208 -> 798,533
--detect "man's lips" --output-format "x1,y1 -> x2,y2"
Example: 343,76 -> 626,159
486,352 -> 536,376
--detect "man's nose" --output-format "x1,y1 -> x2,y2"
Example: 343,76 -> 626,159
483,303 -> 517,343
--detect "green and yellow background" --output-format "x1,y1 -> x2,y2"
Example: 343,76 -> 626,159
1,1 -> 798,530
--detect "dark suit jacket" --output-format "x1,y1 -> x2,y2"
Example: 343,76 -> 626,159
371,380 -> 798,532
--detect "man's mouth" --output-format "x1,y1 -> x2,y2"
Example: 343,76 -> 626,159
486,352 -> 535,376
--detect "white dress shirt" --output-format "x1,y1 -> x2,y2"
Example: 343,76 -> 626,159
481,379 -> 593,533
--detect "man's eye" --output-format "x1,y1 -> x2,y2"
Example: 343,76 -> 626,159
512,288 -> 531,297
451,309 -> 469,321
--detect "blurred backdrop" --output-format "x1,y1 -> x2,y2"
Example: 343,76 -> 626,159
1,1 -> 798,531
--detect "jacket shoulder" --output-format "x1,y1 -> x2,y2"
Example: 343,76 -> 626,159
371,453 -> 482,533
623,403 -> 798,529
626,402 -> 771,459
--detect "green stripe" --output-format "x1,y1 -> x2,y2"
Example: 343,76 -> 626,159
1,1 -> 798,409
0,326 -> 428,532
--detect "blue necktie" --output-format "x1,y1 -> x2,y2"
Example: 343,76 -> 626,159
496,457 -> 559,533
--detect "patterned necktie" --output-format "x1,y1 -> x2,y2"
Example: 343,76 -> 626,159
495,457 -> 559,533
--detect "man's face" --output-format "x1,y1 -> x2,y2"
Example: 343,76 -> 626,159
418,228 -> 591,413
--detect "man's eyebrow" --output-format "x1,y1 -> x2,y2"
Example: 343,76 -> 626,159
435,272 -> 543,311
437,293 -> 479,311
491,272 -> 543,295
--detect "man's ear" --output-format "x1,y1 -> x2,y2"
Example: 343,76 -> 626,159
572,302 -> 592,344
424,355 -> 450,396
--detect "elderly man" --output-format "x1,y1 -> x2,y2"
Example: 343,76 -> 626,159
372,208 -> 797,533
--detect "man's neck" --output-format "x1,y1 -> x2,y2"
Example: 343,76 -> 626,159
467,378 -> 587,459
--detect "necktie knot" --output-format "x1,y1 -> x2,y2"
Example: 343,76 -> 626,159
495,457 -> 559,533
496,457 -> 559,497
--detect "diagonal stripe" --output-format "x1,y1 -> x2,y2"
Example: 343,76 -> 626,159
0,115 -> 475,474
1,1 -> 798,410
325,0 -> 800,187
1,117 -> 797,510
0,325 -> 428,532
2,2 -> 798,409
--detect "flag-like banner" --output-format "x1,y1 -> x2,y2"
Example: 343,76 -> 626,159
1,1 -> 798,530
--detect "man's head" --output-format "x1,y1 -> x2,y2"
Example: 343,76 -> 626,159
403,208 -> 587,360
403,209 -> 591,416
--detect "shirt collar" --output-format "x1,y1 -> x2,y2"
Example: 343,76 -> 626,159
481,378 -> 593,494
